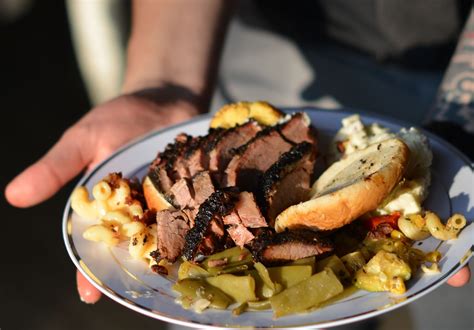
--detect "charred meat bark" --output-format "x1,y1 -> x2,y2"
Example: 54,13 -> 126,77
147,166 -> 174,196
147,133 -> 193,194
168,171 -> 215,222
224,113 -> 315,193
225,129 -> 292,191
164,133 -> 194,181
156,210 -> 191,262
250,229 -> 333,265
208,121 -> 261,179
183,129 -> 225,177
182,188 -> 240,261
261,142 -> 316,225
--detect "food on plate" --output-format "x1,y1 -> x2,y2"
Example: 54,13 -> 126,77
424,212 -> 467,240
269,268 -> 343,318
142,176 -> 172,211
354,250 -> 411,294
70,102 -> 468,318
274,138 -> 410,232
209,101 -> 284,129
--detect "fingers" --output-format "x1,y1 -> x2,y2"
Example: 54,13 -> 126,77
447,265 -> 471,287
5,127 -> 92,208
76,270 -> 102,304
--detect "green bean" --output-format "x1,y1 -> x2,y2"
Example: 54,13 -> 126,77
287,256 -> 316,272
267,265 -> 313,289
232,302 -> 248,316
206,274 -> 257,303
247,270 -> 268,299
178,261 -> 210,280
270,268 -> 344,318
340,251 -> 366,275
315,255 -> 351,284
172,278 -> 232,310
208,264 -> 249,276
254,262 -> 277,291
202,247 -> 252,270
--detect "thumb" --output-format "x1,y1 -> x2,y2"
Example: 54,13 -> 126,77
77,270 -> 102,304
5,127 -> 93,208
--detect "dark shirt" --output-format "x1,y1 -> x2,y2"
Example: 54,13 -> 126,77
249,0 -> 471,70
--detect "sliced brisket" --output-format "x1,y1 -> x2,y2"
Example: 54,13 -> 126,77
148,166 -> 174,195
225,191 -> 267,247
227,224 -> 255,248
169,177 -> 195,208
222,210 -> 241,226
208,121 -> 261,178
156,209 -> 191,262
261,142 -> 316,225
250,229 -> 333,265
168,171 -> 215,223
234,191 -> 267,228
147,133 -> 193,194
182,188 -> 240,261
224,113 -> 316,193
191,171 -> 215,205
225,129 -> 292,191
165,133 -> 194,181
184,129 -> 224,177
279,112 -> 317,146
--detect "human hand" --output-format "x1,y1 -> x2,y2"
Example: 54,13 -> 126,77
5,89 -> 203,303
5,90 -> 201,207
447,265 -> 471,287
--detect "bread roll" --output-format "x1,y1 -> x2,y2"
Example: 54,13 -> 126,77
274,138 -> 409,232
143,176 -> 173,211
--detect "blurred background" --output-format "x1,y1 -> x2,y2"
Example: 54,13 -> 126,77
1,1 -> 472,329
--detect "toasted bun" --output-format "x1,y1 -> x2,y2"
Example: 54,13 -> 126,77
274,138 -> 409,232
143,176 -> 173,211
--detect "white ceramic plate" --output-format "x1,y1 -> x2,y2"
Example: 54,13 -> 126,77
63,108 -> 474,329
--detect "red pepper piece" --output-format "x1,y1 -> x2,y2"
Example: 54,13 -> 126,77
364,212 -> 401,231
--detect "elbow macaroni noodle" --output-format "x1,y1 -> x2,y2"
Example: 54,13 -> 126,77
425,212 -> 466,241
397,211 -> 466,242
71,175 -> 156,262
396,211 -> 467,276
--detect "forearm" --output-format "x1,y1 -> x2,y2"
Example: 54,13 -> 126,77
123,0 -> 236,111
438,11 -> 474,105
426,9 -> 474,132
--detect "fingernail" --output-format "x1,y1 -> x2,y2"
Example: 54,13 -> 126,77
79,292 -> 95,304
78,287 -> 101,304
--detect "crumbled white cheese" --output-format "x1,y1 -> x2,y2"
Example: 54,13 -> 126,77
397,127 -> 432,201
378,179 -> 424,215
330,114 -> 394,162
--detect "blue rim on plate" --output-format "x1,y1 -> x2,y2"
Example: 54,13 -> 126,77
63,107 -> 473,329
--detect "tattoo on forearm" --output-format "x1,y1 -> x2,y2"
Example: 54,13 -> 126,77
427,9 -> 474,133
440,10 -> 474,104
